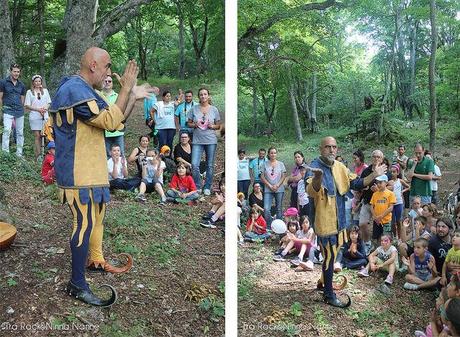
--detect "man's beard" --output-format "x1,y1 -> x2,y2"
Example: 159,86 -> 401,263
320,154 -> 335,165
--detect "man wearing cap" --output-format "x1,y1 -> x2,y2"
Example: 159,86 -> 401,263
0,63 -> 26,156
370,174 -> 396,242
307,136 -> 387,308
41,141 -> 56,185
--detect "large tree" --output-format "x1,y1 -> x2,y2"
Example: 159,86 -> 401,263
48,0 -> 153,90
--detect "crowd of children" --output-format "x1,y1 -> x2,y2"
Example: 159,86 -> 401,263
239,145 -> 460,335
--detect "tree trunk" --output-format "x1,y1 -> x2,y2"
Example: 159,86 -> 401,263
311,72 -> 318,133
38,0 -> 46,79
176,1 -> 185,79
0,0 -> 15,78
189,15 -> 209,75
252,81 -> 258,136
428,0 -> 438,153
408,20 -> 418,119
288,80 -> 303,142
49,0 -> 152,91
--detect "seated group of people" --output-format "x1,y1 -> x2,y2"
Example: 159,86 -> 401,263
238,144 -> 460,336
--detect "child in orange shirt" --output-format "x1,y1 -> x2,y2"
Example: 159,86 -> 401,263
370,175 -> 396,242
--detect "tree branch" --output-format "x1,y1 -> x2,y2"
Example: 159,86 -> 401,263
92,0 -> 154,44
238,0 -> 342,52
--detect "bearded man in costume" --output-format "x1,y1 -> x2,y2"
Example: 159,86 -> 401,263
50,47 -> 153,306
306,137 -> 387,308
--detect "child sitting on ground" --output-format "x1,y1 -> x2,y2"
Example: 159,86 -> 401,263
166,162 -> 199,203
200,180 -> 225,228
274,220 -> 299,258
403,237 -> 440,290
244,207 -> 270,242
41,141 -> 56,185
370,175 -> 396,242
274,217 -> 319,271
335,225 -> 367,270
399,215 -> 431,268
136,149 -> 167,204
359,233 -> 398,285
441,229 -> 460,287
108,144 -> 141,192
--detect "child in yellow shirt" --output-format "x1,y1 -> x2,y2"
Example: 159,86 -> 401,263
441,229 -> 460,286
370,175 -> 396,242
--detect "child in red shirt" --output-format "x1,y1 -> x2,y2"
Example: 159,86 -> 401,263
41,141 -> 56,185
166,163 -> 199,203
244,208 -> 270,242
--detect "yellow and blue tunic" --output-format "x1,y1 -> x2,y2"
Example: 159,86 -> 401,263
306,158 -> 365,300
49,75 -> 124,289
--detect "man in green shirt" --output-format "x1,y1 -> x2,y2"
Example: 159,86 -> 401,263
407,143 -> 434,205
102,75 -> 124,158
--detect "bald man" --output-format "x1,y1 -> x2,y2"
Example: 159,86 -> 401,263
49,47 -> 153,306
306,137 -> 387,307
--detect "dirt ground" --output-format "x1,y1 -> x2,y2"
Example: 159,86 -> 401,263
238,146 -> 460,337
0,101 -> 225,337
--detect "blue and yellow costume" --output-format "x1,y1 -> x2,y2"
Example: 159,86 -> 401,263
50,75 -> 125,294
306,158 -> 365,305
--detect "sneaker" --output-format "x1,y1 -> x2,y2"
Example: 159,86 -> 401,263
202,212 -> 215,220
334,262 -> 342,273
200,220 -> 216,229
414,330 -> 427,337
273,254 -> 286,262
398,264 -> 408,273
303,260 -> 314,271
203,189 -> 211,196
158,200 -> 166,206
358,267 -> 369,277
384,275 -> 393,285
290,257 -> 301,266
274,248 -> 283,256
135,193 -> 146,202
403,282 -> 419,290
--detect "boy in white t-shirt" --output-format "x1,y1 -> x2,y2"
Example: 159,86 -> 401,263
107,145 -> 141,192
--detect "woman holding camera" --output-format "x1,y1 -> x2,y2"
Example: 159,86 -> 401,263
128,134 -> 150,177
24,74 -> 51,161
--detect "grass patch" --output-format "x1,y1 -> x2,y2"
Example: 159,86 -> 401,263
145,237 -> 181,267
238,273 -> 257,301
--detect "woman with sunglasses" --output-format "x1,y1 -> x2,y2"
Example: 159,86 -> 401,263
186,87 -> 221,196
24,74 -> 51,161
260,147 -> 286,225
173,131 -> 192,170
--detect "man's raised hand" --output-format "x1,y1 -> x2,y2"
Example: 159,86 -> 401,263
119,60 -> 139,92
132,83 -> 156,100
374,163 -> 387,176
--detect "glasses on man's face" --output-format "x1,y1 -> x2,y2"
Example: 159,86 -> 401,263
105,80 -> 112,84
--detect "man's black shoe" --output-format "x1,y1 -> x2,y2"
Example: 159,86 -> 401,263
66,281 -> 117,307
323,294 -> 351,308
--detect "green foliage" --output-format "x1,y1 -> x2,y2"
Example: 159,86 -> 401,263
145,238 -> 181,267
199,295 -> 225,322
238,273 -> 256,300
100,318 -> 148,337
6,278 -> 17,287
0,152 -> 40,184
289,302 -> 302,318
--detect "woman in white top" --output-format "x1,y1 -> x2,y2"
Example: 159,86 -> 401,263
151,90 -> 177,153
24,75 -> 51,161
